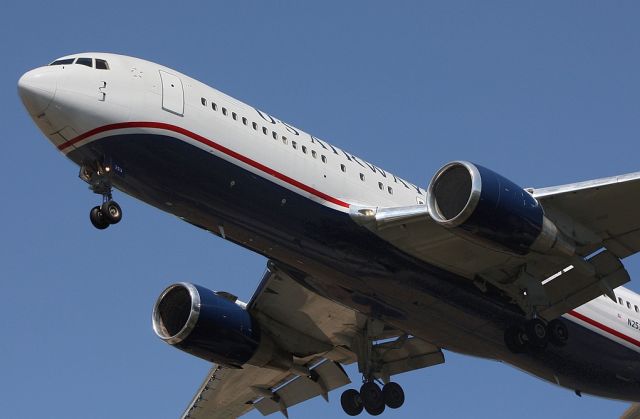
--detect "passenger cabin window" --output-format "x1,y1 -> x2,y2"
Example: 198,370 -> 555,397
282,136 -> 288,144
76,58 -> 93,67
628,301 -> 632,309
95,59 -> 109,70
262,127 -> 268,135
619,297 -> 624,305
388,186 -> 393,194
292,141 -> 298,149
636,305 -> 639,313
302,145 -> 307,154
252,122 -> 258,130
340,164 -> 346,173
232,112 -> 237,121
312,150 -> 317,158
378,182 -> 384,190
360,173 -> 365,181
201,98 -> 207,106
212,103 -> 218,111
321,155 -> 327,163
272,131 -> 278,140
242,117 -> 248,125
222,108 -> 227,116
50,58 -> 75,66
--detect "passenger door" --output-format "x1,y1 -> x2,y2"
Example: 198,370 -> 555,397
159,70 -> 184,116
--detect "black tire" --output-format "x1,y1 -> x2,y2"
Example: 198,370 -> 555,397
101,200 -> 122,224
548,319 -> 569,347
365,402 -> 385,416
382,382 -> 405,409
504,325 -> 528,354
360,382 -> 385,416
525,318 -> 549,349
90,206 -> 110,230
340,389 -> 363,416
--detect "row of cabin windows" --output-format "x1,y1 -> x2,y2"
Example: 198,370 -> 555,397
201,97 -> 330,164
341,165 -> 393,194
618,297 -> 640,313
201,96 -> 394,195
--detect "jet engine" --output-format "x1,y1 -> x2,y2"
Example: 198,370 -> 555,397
426,161 -> 574,256
152,282 -> 293,370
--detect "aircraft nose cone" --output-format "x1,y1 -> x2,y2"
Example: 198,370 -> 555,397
18,68 -> 57,116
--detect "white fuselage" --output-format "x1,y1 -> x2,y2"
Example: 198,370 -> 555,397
569,288 -> 640,354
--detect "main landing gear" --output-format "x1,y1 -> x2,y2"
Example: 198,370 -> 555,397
89,199 -> 122,230
340,381 -> 405,416
80,162 -> 123,230
504,318 -> 568,354
339,319 -> 406,416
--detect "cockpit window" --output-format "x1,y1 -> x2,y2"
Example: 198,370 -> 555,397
48,57 -> 109,69
50,58 -> 75,66
96,59 -> 109,70
76,57 -> 93,68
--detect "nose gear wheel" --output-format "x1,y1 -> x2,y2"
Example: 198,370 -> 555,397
90,206 -> 110,230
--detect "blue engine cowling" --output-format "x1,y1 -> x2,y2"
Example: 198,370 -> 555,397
427,161 -> 548,255
152,282 -> 260,368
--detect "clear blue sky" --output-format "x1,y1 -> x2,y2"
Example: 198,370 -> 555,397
2,2 -> 639,418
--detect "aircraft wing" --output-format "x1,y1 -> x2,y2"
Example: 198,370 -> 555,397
622,403 -> 640,419
181,360 -> 351,419
181,364 -> 282,419
532,171 -> 640,259
181,263 -> 444,418
351,170 -> 639,320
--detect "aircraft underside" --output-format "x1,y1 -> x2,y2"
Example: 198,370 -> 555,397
67,132 -> 640,403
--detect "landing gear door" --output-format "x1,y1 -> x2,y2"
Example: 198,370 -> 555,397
159,70 -> 184,116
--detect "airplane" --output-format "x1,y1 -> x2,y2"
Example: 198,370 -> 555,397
17,52 -> 640,418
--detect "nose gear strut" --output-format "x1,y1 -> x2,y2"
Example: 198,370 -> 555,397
80,161 -> 123,230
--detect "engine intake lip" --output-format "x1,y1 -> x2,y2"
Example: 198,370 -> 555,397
152,282 -> 201,345
427,161 -> 482,228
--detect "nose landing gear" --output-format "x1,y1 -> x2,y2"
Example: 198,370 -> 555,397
89,199 -> 122,230
80,162 -> 123,230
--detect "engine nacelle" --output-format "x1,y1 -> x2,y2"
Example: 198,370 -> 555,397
152,282 -> 292,370
426,161 -> 574,256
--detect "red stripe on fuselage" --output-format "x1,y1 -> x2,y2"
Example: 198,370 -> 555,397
58,122 -> 350,208
567,310 -> 640,349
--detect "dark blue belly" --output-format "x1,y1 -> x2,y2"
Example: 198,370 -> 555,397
67,133 -> 640,401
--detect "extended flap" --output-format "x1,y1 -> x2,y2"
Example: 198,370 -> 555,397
373,337 -> 445,380
540,250 -> 630,319
254,361 -> 351,416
